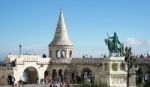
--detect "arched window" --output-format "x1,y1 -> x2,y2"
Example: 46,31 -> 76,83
104,63 -> 108,71
56,50 -> 61,58
70,50 -> 72,58
120,63 -> 126,71
98,63 -> 103,71
112,63 -> 118,71
61,50 -> 66,58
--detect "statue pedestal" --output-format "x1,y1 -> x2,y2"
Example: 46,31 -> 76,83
110,53 -> 120,57
104,57 -> 136,87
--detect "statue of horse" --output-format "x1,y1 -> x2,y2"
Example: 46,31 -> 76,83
105,37 -> 124,57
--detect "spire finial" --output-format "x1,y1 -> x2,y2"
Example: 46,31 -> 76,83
59,8 -> 64,17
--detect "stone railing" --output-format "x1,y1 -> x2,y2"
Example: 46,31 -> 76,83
72,58 -> 103,64
37,58 -> 51,64
15,55 -> 50,65
139,58 -> 150,64
51,60 -> 71,64
50,58 -> 104,64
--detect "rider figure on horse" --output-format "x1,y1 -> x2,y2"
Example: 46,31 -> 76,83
109,32 -> 121,51
105,32 -> 124,57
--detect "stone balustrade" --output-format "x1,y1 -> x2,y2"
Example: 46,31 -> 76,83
6,55 -> 127,66
50,58 -> 105,64
139,58 -> 150,64
16,57 -> 50,65
72,58 -> 103,64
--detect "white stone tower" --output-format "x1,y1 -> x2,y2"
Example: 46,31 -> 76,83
49,10 -> 73,61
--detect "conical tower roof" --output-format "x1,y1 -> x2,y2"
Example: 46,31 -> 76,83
49,10 -> 72,46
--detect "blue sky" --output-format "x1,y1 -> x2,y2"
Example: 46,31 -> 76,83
0,0 -> 150,60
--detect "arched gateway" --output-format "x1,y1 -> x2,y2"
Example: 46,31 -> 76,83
81,68 -> 94,84
23,67 -> 38,84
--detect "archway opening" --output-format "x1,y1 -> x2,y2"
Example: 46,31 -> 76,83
43,70 -> 49,83
81,68 -> 93,84
52,69 -> 57,81
23,67 -> 38,84
72,72 -> 81,84
61,50 -> 66,58
144,71 -> 150,85
44,70 -> 49,78
58,69 -> 64,82
64,69 -> 71,83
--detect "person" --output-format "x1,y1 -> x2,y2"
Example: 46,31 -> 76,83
7,75 -> 11,85
107,32 -> 124,56
61,81 -> 66,87
109,32 -> 121,49
12,84 -> 17,87
49,82 -> 53,87
11,76 -> 15,86
66,82 -> 70,87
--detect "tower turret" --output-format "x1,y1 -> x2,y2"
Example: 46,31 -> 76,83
49,10 -> 73,61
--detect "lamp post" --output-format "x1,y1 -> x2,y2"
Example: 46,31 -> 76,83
124,47 -> 132,87
135,65 -> 143,87
19,44 -> 22,56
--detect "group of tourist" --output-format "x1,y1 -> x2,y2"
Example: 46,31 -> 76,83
44,76 -> 70,87
48,81 -> 70,87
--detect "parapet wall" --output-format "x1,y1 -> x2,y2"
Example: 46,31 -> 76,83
16,57 -> 50,65
6,55 -> 51,65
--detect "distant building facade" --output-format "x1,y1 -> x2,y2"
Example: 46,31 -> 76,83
0,11 -> 137,87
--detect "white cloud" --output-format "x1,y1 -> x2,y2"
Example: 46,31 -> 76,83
126,38 -> 141,46
147,40 -> 150,45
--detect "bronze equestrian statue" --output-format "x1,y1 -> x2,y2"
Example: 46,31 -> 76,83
105,32 -> 124,57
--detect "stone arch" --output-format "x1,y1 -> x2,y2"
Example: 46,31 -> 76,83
64,69 -> 71,83
43,70 -> 51,84
44,70 -> 49,80
58,69 -> 64,82
72,71 -> 82,84
23,66 -> 39,84
52,69 -> 57,81
144,71 -> 150,83
44,70 -> 49,77
81,68 -> 93,84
